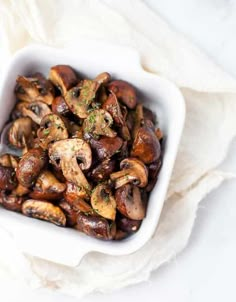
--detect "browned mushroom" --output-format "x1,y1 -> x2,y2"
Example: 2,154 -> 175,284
0,165 -> 17,190
65,72 -> 110,119
75,212 -> 116,240
16,148 -> 47,187
116,215 -> 142,233
12,184 -> 30,197
8,117 -> 35,149
146,159 -> 162,192
115,184 -> 146,220
52,96 -> 71,117
110,158 -> 148,189
58,199 -> 78,227
0,154 -> 19,168
11,101 -> 28,120
102,92 -> 124,126
37,113 -> 69,149
89,136 -> 123,160
0,191 -> 24,212
131,125 -> 161,164
107,80 -> 137,109
90,159 -> 116,182
29,170 -> 66,200
22,199 -> 66,226
64,181 -> 89,202
83,109 -> 116,138
114,229 -> 128,240
48,138 -> 92,195
22,101 -> 51,124
15,73 -> 55,104
49,65 -> 78,96
91,184 -> 116,220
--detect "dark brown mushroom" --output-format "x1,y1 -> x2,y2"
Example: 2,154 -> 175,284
15,73 -> 55,105
107,80 -> 137,109
91,184 -> 116,221
116,215 -> 142,233
10,101 -> 28,120
114,229 -> 128,240
49,65 -> 78,96
115,184 -> 146,220
83,109 -> 116,137
0,191 -> 24,212
146,159 -> 162,192
64,181 -> 90,202
58,199 -> 78,227
22,199 -> 66,226
65,72 -> 110,119
0,165 -> 17,190
29,170 -> 66,200
110,158 -> 148,189
12,184 -> 30,197
8,117 -> 35,149
102,92 -> 124,126
75,212 -> 116,240
37,113 -> 68,149
22,101 -> 51,124
90,159 -> 116,182
16,148 -> 47,187
52,96 -> 71,117
131,125 -> 161,164
89,136 -> 123,160
0,154 -> 19,168
48,138 -> 92,194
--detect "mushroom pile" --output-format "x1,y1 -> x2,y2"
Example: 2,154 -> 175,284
0,65 -> 163,240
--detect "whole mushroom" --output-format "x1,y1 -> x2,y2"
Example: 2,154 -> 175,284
110,158 -> 148,189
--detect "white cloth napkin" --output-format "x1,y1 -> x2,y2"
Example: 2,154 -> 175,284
0,0 -> 236,298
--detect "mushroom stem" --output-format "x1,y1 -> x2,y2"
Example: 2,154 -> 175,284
110,169 -> 136,189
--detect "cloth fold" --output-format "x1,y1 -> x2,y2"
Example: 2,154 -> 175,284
0,0 -> 236,299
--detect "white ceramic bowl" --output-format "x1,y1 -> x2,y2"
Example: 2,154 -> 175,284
0,42 -> 185,266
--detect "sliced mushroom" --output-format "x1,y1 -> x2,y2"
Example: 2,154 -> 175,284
115,184 -> 146,220
0,165 -> 17,190
131,125 -> 161,164
15,73 -> 55,104
102,92 -> 124,126
132,103 -> 144,139
90,159 -> 116,182
11,101 -> 28,120
64,181 -> 90,202
58,199 -> 78,227
48,138 -> 92,194
116,215 -> 142,233
0,192 -> 24,212
91,184 -> 116,220
29,170 -> 66,200
110,158 -> 148,189
146,159 -> 162,192
52,96 -> 71,117
16,148 -> 47,187
75,212 -> 116,240
22,101 -> 51,124
8,117 -> 34,149
89,136 -> 123,160
0,154 -> 19,168
65,72 -> 110,119
37,113 -> 68,149
83,109 -> 116,137
49,65 -> 78,96
22,199 -> 66,226
107,80 -> 137,109
12,184 -> 30,197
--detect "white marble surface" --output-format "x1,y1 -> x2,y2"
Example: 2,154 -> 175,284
2,0 -> 236,301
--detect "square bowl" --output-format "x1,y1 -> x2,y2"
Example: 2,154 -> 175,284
0,41 -> 185,266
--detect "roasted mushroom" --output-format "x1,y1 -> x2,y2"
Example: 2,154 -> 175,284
0,165 -> 17,190
75,212 -> 116,240
115,184 -> 146,220
0,154 -> 19,168
16,148 -> 47,187
116,215 -> 142,233
37,113 -> 68,149
90,159 -> 116,182
15,73 -> 54,104
8,117 -> 34,149
131,125 -> 161,164
64,181 -> 89,202
22,101 -> 51,124
48,138 -> 92,194
58,199 -> 78,227
49,65 -> 78,96
29,170 -> 66,200
65,72 -> 110,119
22,199 -> 66,226
83,109 -> 116,137
146,159 -> 162,192
52,96 -> 71,117
107,80 -> 137,109
91,184 -> 116,220
102,92 -> 124,126
0,192 -> 24,212
89,136 -> 123,160
110,158 -> 148,189
10,101 -> 28,120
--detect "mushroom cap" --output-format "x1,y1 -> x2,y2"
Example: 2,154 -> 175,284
0,165 -> 17,190
0,192 -> 24,212
102,92 -> 124,126
89,136 -> 123,160
48,138 -> 92,171
116,215 -> 142,233
91,184 -> 116,221
52,96 -> 71,117
131,125 -> 161,164
90,159 -> 116,182
58,199 -> 78,227
115,184 -> 146,220
107,80 -> 137,109
8,117 -> 34,149
16,148 -> 47,187
22,101 -> 51,124
37,113 -> 69,149
83,109 -> 116,138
